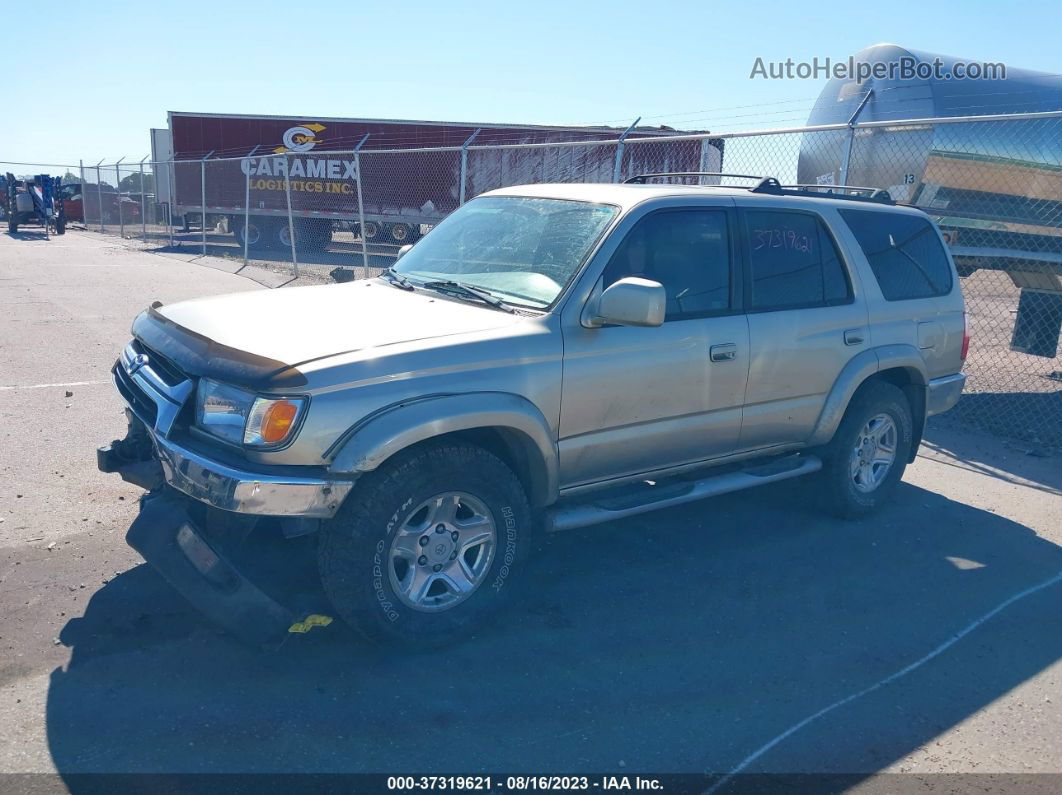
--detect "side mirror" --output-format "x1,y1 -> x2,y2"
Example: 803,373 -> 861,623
587,277 -> 665,328
395,243 -> 413,261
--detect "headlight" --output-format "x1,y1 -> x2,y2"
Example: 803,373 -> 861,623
196,379 -> 306,447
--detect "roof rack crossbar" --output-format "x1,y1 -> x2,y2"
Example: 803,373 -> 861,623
623,171 -> 766,184
750,180 -> 895,205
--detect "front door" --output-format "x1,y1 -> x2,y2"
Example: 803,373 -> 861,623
559,206 -> 750,488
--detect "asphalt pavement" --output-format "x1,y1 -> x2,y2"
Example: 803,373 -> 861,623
1,228 -> 1061,788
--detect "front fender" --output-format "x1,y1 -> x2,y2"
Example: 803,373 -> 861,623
327,392 -> 559,505
808,345 -> 928,446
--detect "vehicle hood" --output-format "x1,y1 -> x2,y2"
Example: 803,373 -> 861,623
132,280 -> 525,388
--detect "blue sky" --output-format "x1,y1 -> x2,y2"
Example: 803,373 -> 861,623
2,0 -> 1058,166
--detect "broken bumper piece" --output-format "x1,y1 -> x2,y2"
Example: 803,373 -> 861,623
126,489 -> 296,649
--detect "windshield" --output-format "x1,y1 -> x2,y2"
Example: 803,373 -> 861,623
392,196 -> 618,308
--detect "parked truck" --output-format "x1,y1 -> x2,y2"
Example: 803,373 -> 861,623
156,111 -> 722,250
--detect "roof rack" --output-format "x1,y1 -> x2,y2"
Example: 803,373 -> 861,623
622,172 -> 895,205
623,171 -> 765,184
748,179 -> 895,204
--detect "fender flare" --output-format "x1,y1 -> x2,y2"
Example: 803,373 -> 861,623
808,345 -> 928,447
327,392 -> 559,506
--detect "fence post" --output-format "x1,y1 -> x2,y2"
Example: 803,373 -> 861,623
78,160 -> 85,227
167,160 -> 174,247
612,117 -> 640,183
458,128 -> 481,206
242,145 -> 259,267
200,151 -> 213,257
139,156 -> 148,242
95,159 -> 104,233
838,91 -> 873,186
115,157 -> 125,237
283,153 -> 299,277
353,134 -> 370,279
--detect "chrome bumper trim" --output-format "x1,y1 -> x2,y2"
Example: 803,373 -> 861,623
152,432 -> 354,518
926,372 -> 966,416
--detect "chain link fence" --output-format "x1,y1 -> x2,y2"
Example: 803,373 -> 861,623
4,110 -> 1060,447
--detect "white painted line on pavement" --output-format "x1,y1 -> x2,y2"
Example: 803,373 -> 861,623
707,569 -> 1062,792
0,380 -> 109,391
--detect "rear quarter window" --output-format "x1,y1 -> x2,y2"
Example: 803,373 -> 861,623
839,209 -> 953,301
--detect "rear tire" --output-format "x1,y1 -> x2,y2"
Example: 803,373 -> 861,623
275,221 -> 294,250
359,220 -> 382,242
818,381 -> 913,519
388,222 -> 413,243
319,441 -> 533,647
233,218 -> 267,249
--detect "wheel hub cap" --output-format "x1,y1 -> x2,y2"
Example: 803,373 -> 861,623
850,413 -> 897,493
387,492 -> 496,612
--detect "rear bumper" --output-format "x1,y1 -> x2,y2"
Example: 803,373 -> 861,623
926,372 -> 966,416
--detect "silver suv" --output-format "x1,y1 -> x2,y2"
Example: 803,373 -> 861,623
98,175 -> 968,647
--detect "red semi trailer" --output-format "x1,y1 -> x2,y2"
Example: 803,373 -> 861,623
157,111 -> 722,249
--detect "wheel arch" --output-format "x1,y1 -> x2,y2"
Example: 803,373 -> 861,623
810,345 -> 928,460
328,392 -> 559,508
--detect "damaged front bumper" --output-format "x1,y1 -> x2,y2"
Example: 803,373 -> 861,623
99,417 -> 339,648
98,415 -> 353,519
98,382 -> 351,645
125,489 -> 298,648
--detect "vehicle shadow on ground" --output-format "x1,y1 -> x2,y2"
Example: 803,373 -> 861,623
924,419 -> 1062,494
944,392 -> 1062,450
5,230 -> 53,241
46,480 -> 1062,780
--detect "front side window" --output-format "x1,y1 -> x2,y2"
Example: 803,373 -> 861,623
746,210 -> 851,311
603,209 -> 731,321
394,196 -> 617,308
839,208 -> 953,301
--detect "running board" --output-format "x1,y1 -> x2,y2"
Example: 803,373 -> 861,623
545,455 -> 822,532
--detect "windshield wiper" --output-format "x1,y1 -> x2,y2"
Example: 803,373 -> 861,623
420,280 -> 516,313
382,269 -> 414,290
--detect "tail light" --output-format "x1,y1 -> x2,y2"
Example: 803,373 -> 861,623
960,312 -> 970,363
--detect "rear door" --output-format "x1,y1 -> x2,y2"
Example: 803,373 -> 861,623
738,204 -> 869,449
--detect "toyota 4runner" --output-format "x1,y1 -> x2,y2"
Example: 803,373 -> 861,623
98,175 -> 968,647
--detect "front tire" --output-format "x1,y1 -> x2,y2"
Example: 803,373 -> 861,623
319,441 -> 533,646
818,381 -> 913,519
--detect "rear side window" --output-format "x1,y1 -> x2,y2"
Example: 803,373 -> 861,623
839,209 -> 953,301
745,210 -> 851,311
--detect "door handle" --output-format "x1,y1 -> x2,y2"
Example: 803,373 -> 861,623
843,329 -> 865,346
710,343 -> 737,362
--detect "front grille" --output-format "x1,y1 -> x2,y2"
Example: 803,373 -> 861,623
130,339 -> 187,386
114,361 -> 158,427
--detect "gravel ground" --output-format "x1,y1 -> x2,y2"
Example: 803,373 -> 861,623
1,229 -> 1060,787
